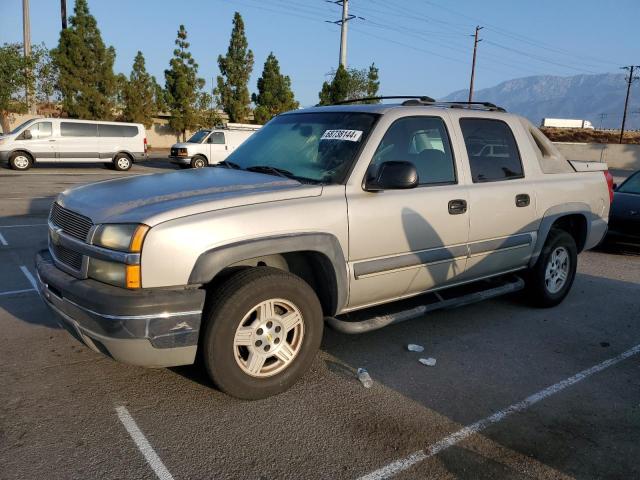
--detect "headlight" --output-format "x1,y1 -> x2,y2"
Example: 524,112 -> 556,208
87,258 -> 141,289
92,224 -> 149,252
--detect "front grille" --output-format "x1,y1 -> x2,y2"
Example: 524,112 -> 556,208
50,203 -> 93,241
51,242 -> 83,270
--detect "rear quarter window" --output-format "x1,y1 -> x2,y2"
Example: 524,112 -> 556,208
459,118 -> 524,183
98,124 -> 139,137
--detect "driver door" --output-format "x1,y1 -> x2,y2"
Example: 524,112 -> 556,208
206,131 -> 227,165
345,114 -> 470,309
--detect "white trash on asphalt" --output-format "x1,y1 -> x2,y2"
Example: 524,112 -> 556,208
419,357 -> 437,367
407,344 -> 424,352
356,368 -> 373,388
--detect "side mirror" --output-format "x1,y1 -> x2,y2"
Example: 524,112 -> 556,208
21,129 -> 32,140
365,161 -> 418,191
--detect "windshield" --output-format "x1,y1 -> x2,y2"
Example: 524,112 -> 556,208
224,112 -> 378,184
618,171 -> 640,194
187,130 -> 211,143
9,119 -> 36,135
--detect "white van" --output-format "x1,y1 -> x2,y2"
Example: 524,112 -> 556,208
0,118 -> 147,171
169,123 -> 261,169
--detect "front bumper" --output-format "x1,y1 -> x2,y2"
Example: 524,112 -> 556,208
169,155 -> 191,165
36,250 -> 205,367
0,151 -> 9,162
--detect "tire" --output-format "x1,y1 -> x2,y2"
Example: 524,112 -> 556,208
524,229 -> 577,308
201,267 -> 323,400
190,155 -> 208,169
9,151 -> 33,171
113,153 -> 132,171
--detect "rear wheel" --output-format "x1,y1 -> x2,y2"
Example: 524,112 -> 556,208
524,229 -> 577,307
201,267 -> 323,400
190,155 -> 207,169
9,151 -> 33,170
113,153 -> 132,171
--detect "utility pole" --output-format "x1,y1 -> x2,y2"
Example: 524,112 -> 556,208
325,0 -> 364,69
61,0 -> 67,29
468,25 -> 483,103
619,65 -> 640,144
599,113 -> 606,129
22,0 -> 35,114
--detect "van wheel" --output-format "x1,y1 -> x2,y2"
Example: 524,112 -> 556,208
191,156 -> 207,169
524,229 -> 577,308
201,267 -> 323,400
113,153 -> 132,171
9,151 -> 33,171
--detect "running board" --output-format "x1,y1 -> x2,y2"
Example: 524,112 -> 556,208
326,276 -> 525,334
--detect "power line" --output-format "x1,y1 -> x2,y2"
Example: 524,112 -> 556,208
468,25 -> 483,102
619,65 -> 640,143
325,0 -> 364,68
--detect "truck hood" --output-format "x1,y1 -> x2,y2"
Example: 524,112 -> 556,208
56,168 -> 321,226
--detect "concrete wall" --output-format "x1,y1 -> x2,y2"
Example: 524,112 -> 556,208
553,142 -> 640,171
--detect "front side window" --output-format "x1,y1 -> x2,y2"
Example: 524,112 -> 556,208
187,130 -> 210,143
20,121 -> 52,140
459,118 -> 524,183
225,112 -> 378,184
208,132 -> 225,144
370,116 -> 456,185
61,122 -> 98,137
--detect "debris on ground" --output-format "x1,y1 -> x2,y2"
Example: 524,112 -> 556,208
407,344 -> 424,352
356,368 -> 373,388
418,357 -> 437,367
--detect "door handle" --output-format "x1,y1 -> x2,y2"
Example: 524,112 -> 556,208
448,199 -> 467,215
515,194 -> 530,207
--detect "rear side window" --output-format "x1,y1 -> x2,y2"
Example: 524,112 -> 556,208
98,124 -> 139,137
459,118 -> 524,183
61,122 -> 98,137
208,132 -> 225,144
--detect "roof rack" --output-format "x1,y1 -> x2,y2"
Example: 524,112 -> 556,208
401,99 -> 506,112
327,95 -> 436,106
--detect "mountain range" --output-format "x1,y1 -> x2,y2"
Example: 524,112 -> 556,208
442,73 -> 640,130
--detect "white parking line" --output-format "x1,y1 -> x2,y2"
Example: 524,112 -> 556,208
0,223 -> 47,228
19,265 -> 38,290
0,288 -> 36,297
358,342 -> 640,480
116,406 -> 175,480
0,232 -> 7,246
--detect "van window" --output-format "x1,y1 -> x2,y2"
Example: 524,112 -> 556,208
459,118 -> 524,183
98,124 -> 138,137
208,132 -> 225,144
21,121 -> 52,140
371,116 -> 456,185
61,122 -> 98,137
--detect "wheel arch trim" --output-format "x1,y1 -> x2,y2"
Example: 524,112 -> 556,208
188,233 -> 348,313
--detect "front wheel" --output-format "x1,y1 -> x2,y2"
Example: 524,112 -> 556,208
524,229 -> 577,308
190,156 -> 207,169
9,152 -> 33,170
201,267 -> 323,400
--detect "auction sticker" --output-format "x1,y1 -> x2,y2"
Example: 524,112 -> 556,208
321,129 -> 363,142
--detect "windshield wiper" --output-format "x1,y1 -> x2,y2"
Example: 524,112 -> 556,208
246,165 -> 296,180
217,160 -> 242,169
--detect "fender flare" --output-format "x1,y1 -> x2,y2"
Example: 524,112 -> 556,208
529,202 -> 592,267
188,232 -> 348,313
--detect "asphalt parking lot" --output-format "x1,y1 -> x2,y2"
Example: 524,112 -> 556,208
1,158 -> 639,480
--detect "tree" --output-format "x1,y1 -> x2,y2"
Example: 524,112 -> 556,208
164,25 -> 205,140
252,52 -> 299,124
0,43 -> 56,133
216,12 -> 254,123
318,63 -> 381,105
51,0 -> 116,119
121,51 -> 157,127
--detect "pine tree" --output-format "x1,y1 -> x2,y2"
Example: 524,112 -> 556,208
164,25 -> 205,140
216,12 -> 254,123
318,64 -> 351,105
51,0 -> 116,119
122,51 -> 156,127
318,64 -> 381,105
365,63 -> 380,103
252,52 -> 299,124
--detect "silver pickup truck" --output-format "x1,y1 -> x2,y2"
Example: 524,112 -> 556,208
36,99 -> 612,399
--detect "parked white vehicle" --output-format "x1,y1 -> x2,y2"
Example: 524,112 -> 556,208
169,123 -> 261,169
541,118 -> 595,129
0,118 -> 147,171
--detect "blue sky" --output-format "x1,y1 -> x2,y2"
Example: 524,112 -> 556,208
1,0 -> 638,106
